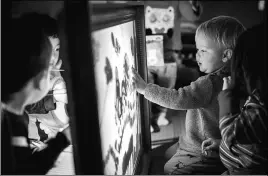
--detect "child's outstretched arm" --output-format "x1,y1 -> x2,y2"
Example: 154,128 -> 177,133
132,68 -> 214,110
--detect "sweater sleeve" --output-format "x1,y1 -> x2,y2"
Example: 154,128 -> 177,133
144,75 -> 213,110
218,90 -> 268,145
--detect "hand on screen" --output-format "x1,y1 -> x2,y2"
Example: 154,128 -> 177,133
132,68 -> 147,95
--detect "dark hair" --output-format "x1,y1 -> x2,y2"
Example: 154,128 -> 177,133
21,12 -> 59,38
231,23 -> 267,104
2,14 -> 52,103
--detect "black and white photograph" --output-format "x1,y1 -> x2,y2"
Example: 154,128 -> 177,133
1,0 -> 267,175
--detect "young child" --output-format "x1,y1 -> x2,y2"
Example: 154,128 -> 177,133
218,23 -> 268,174
144,0 -> 202,133
23,13 -> 69,150
132,16 -> 245,174
1,13 -> 71,174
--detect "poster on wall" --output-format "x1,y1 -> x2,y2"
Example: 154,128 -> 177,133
145,6 -> 175,34
92,20 -> 141,175
146,35 -> 164,67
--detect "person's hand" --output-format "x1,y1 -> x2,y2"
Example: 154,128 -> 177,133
222,76 -> 231,90
30,140 -> 48,153
50,59 -> 62,82
189,0 -> 197,6
61,125 -> 72,144
49,59 -> 63,90
132,68 -> 147,95
53,80 -> 68,104
189,0 -> 201,16
201,138 -> 220,155
189,0 -> 199,8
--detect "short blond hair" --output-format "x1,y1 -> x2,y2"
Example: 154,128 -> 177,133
196,16 -> 245,50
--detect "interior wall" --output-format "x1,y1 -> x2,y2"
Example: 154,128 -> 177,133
11,1 -> 63,19
199,1 -> 263,28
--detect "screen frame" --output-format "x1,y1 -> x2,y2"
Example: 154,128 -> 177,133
62,1 -> 151,174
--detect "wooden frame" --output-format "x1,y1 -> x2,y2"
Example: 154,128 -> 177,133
62,1 -> 151,174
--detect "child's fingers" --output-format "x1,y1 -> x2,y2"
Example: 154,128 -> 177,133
132,68 -> 137,77
132,69 -> 139,90
228,76 -> 231,84
204,145 -> 214,151
201,141 -> 207,152
222,77 -> 231,90
222,77 -> 227,90
132,68 -> 140,78
201,139 -> 211,152
132,72 -> 138,82
55,59 -> 62,69
132,68 -> 142,82
202,138 -> 216,153
223,77 -> 228,83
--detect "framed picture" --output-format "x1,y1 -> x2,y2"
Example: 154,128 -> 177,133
61,1 -> 151,175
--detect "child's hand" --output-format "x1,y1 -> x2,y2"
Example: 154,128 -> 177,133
50,59 -> 62,79
222,76 -> 231,90
132,68 -> 147,95
55,59 -> 63,70
49,59 -> 63,90
61,125 -> 72,144
201,138 -> 220,155
53,80 -> 68,104
30,140 -> 48,153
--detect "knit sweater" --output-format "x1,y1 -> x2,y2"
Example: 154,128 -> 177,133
144,66 -> 229,155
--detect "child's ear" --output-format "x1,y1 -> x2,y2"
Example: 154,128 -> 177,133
222,49 -> 232,63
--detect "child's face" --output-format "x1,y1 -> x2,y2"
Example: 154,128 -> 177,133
195,33 -> 225,73
49,37 -> 60,66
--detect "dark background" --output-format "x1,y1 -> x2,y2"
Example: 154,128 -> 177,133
12,1 -> 264,28
198,1 -> 263,28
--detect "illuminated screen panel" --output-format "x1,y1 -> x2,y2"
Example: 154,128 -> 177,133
92,20 -> 141,175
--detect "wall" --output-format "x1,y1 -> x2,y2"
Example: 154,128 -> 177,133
11,1 -> 63,18
199,1 -> 263,28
